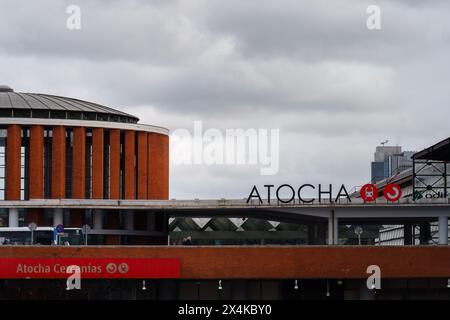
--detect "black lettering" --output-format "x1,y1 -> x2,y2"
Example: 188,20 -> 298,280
276,184 -> 295,203
247,185 -> 263,204
335,184 -> 351,202
318,184 -> 332,203
298,184 -> 315,203
264,184 -> 274,204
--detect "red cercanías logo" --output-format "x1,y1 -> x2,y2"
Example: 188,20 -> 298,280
360,184 -> 378,202
383,183 -> 402,202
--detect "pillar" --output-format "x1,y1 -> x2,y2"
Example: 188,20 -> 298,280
92,128 -> 104,199
51,126 -> 66,198
124,130 -> 135,199
125,210 -> 134,231
404,223 -> 413,245
53,208 -> 63,227
328,216 -> 334,245
72,127 -> 86,199
419,222 -> 431,245
438,216 -> 448,245
109,129 -> 120,199
333,216 -> 338,245
148,133 -> 169,200
5,124 -> 21,200
137,132 -> 148,199
8,208 -> 19,227
93,209 -> 103,230
29,125 -> 44,198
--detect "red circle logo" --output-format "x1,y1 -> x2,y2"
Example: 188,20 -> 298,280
360,184 -> 378,202
384,183 -> 402,202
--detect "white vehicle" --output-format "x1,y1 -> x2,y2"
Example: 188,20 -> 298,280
0,227 -> 83,245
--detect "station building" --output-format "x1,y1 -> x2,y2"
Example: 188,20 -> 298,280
0,85 -> 169,245
0,86 -> 449,300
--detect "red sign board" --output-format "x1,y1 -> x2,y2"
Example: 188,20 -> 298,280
360,183 -> 403,202
383,183 -> 402,202
360,184 -> 378,202
0,258 -> 180,279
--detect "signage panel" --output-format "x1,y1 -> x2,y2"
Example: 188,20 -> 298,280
0,258 -> 180,279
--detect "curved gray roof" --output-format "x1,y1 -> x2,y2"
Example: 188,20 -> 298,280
0,86 -> 139,123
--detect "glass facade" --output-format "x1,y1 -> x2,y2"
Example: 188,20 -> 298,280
0,129 -> 6,200
44,128 -> 52,198
103,130 -> 110,199
85,129 -> 93,199
65,128 -> 73,198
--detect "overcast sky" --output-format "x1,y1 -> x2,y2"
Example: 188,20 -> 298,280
1,0 -> 449,199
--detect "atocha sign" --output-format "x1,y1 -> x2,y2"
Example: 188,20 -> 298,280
247,183 -> 402,204
0,258 -> 180,279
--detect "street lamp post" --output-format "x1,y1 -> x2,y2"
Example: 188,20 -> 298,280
354,226 -> 363,246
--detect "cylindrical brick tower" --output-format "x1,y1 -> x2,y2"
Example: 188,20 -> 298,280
0,85 -> 169,244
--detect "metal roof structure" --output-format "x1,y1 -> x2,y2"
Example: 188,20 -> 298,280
413,137 -> 450,161
0,85 -> 139,124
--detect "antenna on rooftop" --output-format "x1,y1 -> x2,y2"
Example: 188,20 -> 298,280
380,140 -> 389,146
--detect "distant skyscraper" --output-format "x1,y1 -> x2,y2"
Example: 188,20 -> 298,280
371,146 -> 415,183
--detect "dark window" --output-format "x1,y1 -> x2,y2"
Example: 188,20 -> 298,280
21,128 -> 30,200
44,128 -> 52,198
50,110 -> 67,119
119,131 -> 125,199
14,109 -> 31,118
103,130 -> 110,199
97,113 -> 109,122
32,109 -> 50,119
0,130 -> 6,200
85,129 -> 93,199
83,112 -> 96,121
135,132 -> 138,196
67,112 -> 82,120
0,109 -> 12,117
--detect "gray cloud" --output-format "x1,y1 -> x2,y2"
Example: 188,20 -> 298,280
0,0 -> 449,198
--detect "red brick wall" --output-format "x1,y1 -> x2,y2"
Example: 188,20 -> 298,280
72,127 -> 86,199
1,246 -> 449,279
109,129 -> 120,199
51,126 -> 66,199
148,133 -> 169,200
137,131 -> 148,199
91,128 -> 104,199
29,125 -> 44,199
5,123 -> 169,201
5,124 -> 21,200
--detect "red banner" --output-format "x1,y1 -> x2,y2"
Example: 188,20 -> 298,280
0,258 -> 180,279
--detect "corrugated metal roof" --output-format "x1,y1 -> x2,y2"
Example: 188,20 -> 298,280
0,89 -> 139,123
